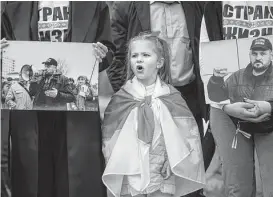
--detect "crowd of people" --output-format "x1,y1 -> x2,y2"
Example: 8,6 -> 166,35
1,58 -> 96,111
1,1 -> 273,197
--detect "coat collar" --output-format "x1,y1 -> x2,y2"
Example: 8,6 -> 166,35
5,2 -> 33,40
134,1 -> 194,38
70,1 -> 97,42
134,1 -> 151,32
244,62 -> 273,80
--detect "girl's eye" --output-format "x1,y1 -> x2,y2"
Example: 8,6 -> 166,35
131,54 -> 137,58
143,53 -> 150,57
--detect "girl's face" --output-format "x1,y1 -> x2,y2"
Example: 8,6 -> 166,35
130,40 -> 163,86
78,78 -> 86,85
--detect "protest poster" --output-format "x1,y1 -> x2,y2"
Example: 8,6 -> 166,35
201,35 -> 273,104
1,41 -> 98,111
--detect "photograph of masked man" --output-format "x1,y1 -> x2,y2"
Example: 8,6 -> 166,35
1,1 -> 114,197
29,58 -> 74,110
207,37 -> 273,197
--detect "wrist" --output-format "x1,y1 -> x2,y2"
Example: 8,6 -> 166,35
263,101 -> 272,114
221,104 -> 228,112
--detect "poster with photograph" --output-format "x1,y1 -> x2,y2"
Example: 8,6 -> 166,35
201,35 -> 273,105
1,41 -> 98,111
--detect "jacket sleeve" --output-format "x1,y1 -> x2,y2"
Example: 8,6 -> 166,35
267,100 -> 273,115
207,75 -> 229,102
106,2 -> 129,92
95,2 -> 115,72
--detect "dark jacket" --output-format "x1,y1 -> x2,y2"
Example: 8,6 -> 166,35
3,1 -> 115,72
207,63 -> 273,133
203,1 -> 223,42
107,1 -> 207,119
30,74 -> 75,110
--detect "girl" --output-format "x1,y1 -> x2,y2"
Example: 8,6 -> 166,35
102,32 -> 205,197
74,75 -> 92,111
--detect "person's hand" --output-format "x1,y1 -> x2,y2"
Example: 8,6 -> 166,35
7,100 -> 16,109
161,160 -> 172,180
1,38 -> 9,60
223,102 -> 271,123
44,88 -> 58,98
244,98 -> 272,116
92,42 -> 108,63
213,67 -> 229,78
1,38 -> 9,49
243,113 -> 271,123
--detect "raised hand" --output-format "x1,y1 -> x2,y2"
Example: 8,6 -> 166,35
213,67 -> 229,78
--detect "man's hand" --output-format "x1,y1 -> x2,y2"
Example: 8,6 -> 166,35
161,160 -> 172,180
213,67 -> 229,78
44,88 -> 58,98
1,38 -> 9,60
244,98 -> 272,116
1,38 -> 9,49
6,100 -> 16,109
223,102 -> 271,123
92,42 -> 108,63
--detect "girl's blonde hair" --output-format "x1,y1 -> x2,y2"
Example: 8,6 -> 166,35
126,32 -> 172,85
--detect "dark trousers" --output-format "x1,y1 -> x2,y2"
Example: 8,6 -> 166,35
1,110 -> 11,197
37,111 -> 69,197
175,80 -> 215,197
6,110 -> 105,197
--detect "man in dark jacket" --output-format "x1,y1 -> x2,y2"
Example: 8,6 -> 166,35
208,37 -> 273,134
1,2 -> 114,197
29,58 -> 75,110
203,3 -> 273,196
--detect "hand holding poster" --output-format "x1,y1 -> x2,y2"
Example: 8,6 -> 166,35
1,41 -> 98,111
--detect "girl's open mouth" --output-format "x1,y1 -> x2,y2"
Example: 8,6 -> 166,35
136,65 -> 144,71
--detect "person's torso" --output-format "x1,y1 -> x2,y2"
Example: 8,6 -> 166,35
34,75 -> 67,108
38,1 -> 70,42
150,1 -> 195,86
11,82 -> 33,109
227,65 -> 273,103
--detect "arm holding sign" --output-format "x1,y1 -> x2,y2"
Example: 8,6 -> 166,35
207,67 -> 230,102
94,2 -> 115,72
207,68 -> 269,122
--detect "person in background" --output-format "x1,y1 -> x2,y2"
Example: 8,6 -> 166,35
1,2 -> 115,197
202,2 -> 273,196
5,64 -> 33,110
74,75 -> 92,111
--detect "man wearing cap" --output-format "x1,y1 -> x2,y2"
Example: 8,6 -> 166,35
29,58 -> 74,110
206,37 -> 273,196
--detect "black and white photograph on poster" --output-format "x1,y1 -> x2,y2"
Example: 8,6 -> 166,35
201,35 -> 273,106
1,41 -> 98,111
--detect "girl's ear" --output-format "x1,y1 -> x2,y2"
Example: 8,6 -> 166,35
157,58 -> 164,69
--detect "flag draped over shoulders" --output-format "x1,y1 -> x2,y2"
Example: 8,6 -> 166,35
102,77 -> 205,197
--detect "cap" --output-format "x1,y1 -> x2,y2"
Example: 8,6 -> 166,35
77,76 -> 87,81
250,37 -> 272,51
42,58 -> 58,66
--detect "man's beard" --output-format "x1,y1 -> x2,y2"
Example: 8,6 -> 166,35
252,61 -> 269,73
